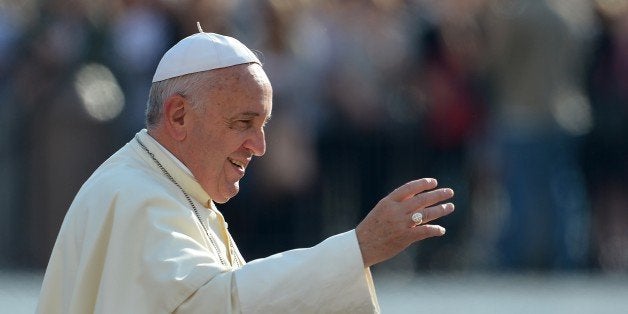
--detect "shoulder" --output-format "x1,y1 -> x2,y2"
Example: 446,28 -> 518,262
59,143 -> 196,246
71,144 -> 181,214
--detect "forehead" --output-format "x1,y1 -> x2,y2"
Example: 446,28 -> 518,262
203,64 -> 272,115
208,64 -> 271,94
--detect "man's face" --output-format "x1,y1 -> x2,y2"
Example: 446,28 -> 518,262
184,64 -> 272,203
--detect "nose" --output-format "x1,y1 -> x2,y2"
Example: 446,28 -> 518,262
244,128 -> 266,156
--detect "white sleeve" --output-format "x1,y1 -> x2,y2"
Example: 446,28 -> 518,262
176,230 -> 380,314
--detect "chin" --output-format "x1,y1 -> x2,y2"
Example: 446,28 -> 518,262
213,198 -> 230,204
214,185 -> 239,204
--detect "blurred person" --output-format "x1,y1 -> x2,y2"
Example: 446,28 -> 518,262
106,0 -> 176,141
37,30 -> 455,313
8,0 -> 117,267
315,0 -> 417,236
482,0 -> 596,269
405,9 -> 488,269
0,0 -> 32,266
584,2 -> 628,271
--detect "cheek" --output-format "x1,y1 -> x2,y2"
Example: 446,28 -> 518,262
190,129 -> 246,171
187,134 -> 220,170
197,139 -> 233,171
222,133 -> 248,153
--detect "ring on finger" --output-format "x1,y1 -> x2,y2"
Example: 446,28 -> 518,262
411,212 -> 423,225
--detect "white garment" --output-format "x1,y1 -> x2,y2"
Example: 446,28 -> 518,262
37,129 -> 379,313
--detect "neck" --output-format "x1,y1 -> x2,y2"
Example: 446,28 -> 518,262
148,127 -> 176,151
147,128 -> 188,167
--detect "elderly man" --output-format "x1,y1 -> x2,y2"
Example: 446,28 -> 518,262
37,29 -> 454,313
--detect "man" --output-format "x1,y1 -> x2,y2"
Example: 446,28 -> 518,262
37,28 -> 455,313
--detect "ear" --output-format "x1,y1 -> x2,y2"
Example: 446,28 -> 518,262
162,94 -> 190,141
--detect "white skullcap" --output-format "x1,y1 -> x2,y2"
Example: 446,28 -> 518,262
152,30 -> 260,83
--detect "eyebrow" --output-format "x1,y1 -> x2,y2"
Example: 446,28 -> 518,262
233,111 -> 272,123
237,112 -> 260,119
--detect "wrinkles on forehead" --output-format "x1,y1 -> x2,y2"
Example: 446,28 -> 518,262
198,63 -> 272,108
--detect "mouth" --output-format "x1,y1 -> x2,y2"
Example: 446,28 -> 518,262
228,157 -> 246,172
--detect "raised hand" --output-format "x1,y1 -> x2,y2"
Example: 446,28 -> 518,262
355,178 -> 455,267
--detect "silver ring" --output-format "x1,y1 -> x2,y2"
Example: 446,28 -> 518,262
411,212 -> 423,225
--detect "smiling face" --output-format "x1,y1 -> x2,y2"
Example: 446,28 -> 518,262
182,63 -> 272,203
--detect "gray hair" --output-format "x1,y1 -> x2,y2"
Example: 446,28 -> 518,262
145,71 -> 213,129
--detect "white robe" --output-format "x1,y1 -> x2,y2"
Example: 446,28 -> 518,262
37,130 -> 380,313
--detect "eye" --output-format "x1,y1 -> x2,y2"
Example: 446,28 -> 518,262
231,120 -> 252,130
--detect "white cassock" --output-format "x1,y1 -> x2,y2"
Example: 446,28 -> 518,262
37,129 -> 380,313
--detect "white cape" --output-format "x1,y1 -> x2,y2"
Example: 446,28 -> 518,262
37,130 -> 379,313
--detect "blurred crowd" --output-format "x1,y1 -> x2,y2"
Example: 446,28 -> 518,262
1,0 -> 627,273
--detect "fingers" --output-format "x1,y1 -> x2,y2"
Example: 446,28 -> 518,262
403,188 -> 454,213
356,178 -> 454,267
408,203 -> 454,227
410,224 -> 447,240
388,178 -> 438,202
